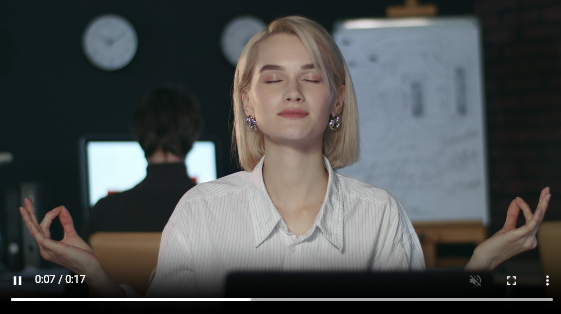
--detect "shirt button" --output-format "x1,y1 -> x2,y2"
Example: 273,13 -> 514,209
289,245 -> 296,253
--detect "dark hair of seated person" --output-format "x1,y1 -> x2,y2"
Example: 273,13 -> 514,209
133,86 -> 204,159
82,85 -> 204,244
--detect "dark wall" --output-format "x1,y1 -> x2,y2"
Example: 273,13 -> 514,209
4,0 -> 557,243
474,0 -> 561,235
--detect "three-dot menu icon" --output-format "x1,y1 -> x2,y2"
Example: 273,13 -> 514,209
546,275 -> 549,286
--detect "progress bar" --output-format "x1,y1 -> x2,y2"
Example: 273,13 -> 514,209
11,298 -> 553,301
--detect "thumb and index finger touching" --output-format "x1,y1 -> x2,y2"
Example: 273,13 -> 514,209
20,198 -> 79,241
503,187 -> 551,233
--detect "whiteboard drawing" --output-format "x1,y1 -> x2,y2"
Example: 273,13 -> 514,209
334,18 -> 488,223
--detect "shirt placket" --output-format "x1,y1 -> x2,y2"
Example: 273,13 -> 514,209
277,219 -> 317,272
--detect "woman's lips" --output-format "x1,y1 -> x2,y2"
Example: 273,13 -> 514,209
278,109 -> 309,119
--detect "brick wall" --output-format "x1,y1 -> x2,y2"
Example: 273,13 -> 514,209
474,0 -> 561,234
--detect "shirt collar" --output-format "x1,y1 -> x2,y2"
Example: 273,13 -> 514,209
247,155 -> 344,251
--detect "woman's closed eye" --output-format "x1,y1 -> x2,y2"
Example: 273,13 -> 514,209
302,74 -> 322,83
266,79 -> 319,83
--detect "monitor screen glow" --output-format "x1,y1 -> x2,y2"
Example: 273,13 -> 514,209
86,141 -> 217,207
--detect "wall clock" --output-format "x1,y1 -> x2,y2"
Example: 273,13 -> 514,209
82,14 -> 138,71
220,16 -> 266,66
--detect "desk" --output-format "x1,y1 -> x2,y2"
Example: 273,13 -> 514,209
411,220 -> 487,268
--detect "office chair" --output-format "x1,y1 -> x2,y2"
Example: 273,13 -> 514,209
89,232 -> 162,296
537,221 -> 560,297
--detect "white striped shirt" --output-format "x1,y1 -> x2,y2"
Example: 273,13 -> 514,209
126,155 -> 425,297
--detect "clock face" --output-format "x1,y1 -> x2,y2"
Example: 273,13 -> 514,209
82,14 -> 137,71
221,16 -> 266,66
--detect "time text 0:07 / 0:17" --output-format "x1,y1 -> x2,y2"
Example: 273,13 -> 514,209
35,275 -> 86,284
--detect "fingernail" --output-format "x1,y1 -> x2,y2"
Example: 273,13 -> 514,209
546,187 -> 550,194
547,194 -> 551,202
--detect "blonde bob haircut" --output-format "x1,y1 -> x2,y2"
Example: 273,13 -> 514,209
232,15 -> 360,171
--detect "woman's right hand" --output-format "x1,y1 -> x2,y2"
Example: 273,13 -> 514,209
19,198 -> 99,275
19,198 -> 125,297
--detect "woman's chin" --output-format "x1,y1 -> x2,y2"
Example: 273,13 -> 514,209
265,132 -> 323,147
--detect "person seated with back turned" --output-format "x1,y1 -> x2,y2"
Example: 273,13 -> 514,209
82,85 -> 204,243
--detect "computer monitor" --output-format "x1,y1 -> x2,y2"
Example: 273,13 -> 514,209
79,135 -> 221,218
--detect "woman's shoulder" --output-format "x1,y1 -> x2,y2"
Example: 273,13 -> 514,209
335,172 -> 400,206
179,171 -> 251,202
335,173 -> 413,234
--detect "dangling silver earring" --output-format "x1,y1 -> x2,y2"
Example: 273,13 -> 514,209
246,115 -> 258,130
328,114 -> 341,130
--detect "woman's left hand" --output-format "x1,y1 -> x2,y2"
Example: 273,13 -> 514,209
465,187 -> 551,271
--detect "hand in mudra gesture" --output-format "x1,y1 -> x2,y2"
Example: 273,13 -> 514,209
19,198 -> 99,276
466,187 -> 552,271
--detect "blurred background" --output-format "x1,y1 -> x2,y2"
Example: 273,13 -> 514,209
0,0 -> 559,281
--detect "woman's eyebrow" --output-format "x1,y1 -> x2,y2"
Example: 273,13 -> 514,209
259,65 -> 284,73
259,64 -> 315,73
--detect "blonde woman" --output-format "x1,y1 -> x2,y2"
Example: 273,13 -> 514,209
20,16 -> 551,298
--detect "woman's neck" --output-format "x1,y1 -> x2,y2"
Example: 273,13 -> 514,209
262,138 -> 328,236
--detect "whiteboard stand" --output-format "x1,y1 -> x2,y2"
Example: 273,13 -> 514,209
412,220 -> 487,268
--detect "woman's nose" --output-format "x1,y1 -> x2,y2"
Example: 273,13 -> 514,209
284,81 -> 304,103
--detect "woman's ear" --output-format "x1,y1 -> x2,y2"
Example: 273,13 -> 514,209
241,89 -> 254,116
332,85 -> 345,116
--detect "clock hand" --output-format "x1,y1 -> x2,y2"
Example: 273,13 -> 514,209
108,32 -> 127,47
93,35 -> 113,46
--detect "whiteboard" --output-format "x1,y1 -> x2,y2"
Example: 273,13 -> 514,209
334,17 -> 489,224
